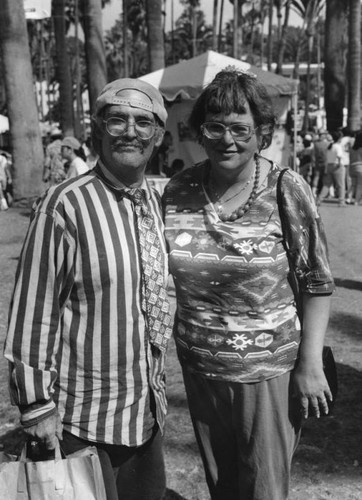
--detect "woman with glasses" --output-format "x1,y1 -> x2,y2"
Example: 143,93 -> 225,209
162,69 -> 334,500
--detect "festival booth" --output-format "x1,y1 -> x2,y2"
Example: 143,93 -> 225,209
140,51 -> 298,174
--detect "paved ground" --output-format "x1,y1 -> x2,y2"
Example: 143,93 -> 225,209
0,199 -> 361,499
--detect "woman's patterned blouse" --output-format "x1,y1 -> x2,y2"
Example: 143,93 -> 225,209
162,161 -> 334,383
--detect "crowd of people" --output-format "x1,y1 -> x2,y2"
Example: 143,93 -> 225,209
42,127 -> 96,187
294,127 -> 362,206
2,70 -> 342,500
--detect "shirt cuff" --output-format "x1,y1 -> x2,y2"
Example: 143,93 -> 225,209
20,400 -> 57,428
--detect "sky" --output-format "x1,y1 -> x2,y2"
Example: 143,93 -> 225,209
102,0 -> 302,33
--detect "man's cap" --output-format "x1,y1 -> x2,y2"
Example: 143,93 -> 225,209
50,126 -> 62,138
95,78 -> 167,125
61,136 -> 81,150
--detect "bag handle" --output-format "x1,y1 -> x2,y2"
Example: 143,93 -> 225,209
20,439 -> 63,462
17,440 -> 65,493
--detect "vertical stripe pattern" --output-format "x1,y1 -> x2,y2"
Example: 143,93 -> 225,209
4,165 -> 169,446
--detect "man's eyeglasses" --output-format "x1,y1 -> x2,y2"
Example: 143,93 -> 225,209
103,117 -> 157,140
201,122 -> 258,142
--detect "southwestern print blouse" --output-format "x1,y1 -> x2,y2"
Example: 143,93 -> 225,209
162,161 -> 334,383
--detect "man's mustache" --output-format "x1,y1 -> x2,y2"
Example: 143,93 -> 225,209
111,139 -> 143,151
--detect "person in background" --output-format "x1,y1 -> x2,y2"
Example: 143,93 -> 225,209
162,69 -> 334,500
340,128 -> 354,203
147,130 -> 173,177
349,130 -> 362,205
289,133 -> 304,171
0,151 -> 12,209
4,78 -> 173,500
83,136 -> 98,169
317,130 -> 345,207
43,127 -> 66,186
312,130 -> 330,197
61,136 -> 90,179
0,153 -> 9,210
169,158 -> 185,177
298,133 -> 315,185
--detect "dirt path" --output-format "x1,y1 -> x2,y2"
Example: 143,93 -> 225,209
0,201 -> 361,500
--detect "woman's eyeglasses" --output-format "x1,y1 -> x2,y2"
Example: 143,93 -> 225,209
103,117 -> 157,140
201,122 -> 258,142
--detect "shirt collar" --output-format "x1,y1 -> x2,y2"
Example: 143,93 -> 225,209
95,159 -> 150,199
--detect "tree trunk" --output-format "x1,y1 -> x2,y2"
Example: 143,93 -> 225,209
53,0 -> 74,136
0,0 -> 43,202
191,4 -> 197,57
302,32 -> 314,132
146,0 -> 165,71
123,0 -> 129,76
276,0 -> 291,74
347,0 -> 361,133
218,0 -> 224,52
212,0 -> 219,51
267,0 -> 273,70
324,0 -> 347,132
259,0 -> 266,67
81,0 -> 107,116
233,0 -> 238,58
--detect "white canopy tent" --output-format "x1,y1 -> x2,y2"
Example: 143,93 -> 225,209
140,51 -> 298,168
0,115 -> 9,134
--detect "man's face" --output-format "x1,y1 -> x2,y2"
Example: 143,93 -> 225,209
99,89 -> 164,184
61,146 -> 71,161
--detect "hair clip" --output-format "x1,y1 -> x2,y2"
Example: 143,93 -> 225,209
223,64 -> 257,79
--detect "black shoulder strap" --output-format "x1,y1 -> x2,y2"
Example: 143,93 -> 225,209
276,168 -> 290,240
276,168 -> 303,321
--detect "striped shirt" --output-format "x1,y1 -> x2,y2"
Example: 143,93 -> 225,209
4,161 -> 170,446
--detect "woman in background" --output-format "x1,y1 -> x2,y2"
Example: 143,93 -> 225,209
317,130 -> 345,206
349,130 -> 362,205
61,136 -> 90,179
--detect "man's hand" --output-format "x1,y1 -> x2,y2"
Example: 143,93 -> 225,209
24,410 -> 63,450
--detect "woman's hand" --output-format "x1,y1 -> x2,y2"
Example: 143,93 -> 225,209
294,294 -> 333,419
292,360 -> 333,419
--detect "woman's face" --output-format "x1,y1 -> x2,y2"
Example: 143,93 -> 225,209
202,100 -> 260,176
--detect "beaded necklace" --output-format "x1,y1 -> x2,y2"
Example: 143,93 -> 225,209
208,154 -> 261,222
209,171 -> 255,208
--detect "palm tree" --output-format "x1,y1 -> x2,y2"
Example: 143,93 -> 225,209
0,0 -> 43,201
259,0 -> 269,67
167,5 -> 211,63
324,0 -> 348,132
212,0 -> 219,51
80,0 -> 107,116
276,0 -> 292,74
127,0 -> 148,76
297,1 -> 324,130
291,0 -> 325,130
267,0 -> 274,70
53,0 -> 75,136
347,0 -> 361,133
230,0 -> 247,60
218,0 -> 225,52
123,0 -> 130,77
146,0 -> 165,71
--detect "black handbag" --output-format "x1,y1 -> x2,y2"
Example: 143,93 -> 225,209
276,168 -> 338,411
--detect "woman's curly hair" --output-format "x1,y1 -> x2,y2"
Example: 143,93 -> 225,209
188,68 -> 276,150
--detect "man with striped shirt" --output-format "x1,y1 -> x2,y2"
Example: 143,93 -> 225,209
4,79 -> 173,500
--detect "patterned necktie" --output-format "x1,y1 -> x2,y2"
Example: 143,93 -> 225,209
122,188 -> 173,353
